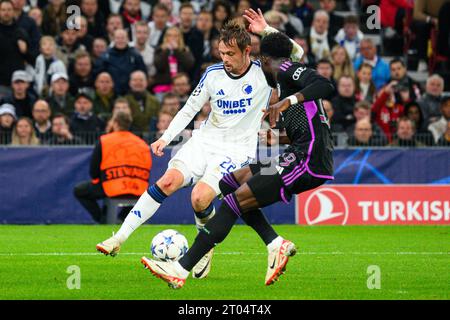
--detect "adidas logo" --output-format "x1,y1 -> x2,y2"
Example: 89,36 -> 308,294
216,89 -> 225,96
132,210 -> 141,218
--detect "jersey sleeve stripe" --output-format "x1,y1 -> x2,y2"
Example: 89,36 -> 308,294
198,65 -> 224,87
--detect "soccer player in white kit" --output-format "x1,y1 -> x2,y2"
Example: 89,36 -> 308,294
96,9 -> 304,279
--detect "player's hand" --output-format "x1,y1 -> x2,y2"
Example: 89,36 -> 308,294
263,99 -> 291,128
243,8 -> 267,35
151,139 -> 167,157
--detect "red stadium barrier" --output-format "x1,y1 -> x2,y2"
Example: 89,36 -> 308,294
296,185 -> 450,225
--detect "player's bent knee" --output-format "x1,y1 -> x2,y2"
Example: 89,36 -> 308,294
191,185 -> 215,211
157,171 -> 183,194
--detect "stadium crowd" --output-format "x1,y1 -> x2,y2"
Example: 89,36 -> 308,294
0,0 -> 449,148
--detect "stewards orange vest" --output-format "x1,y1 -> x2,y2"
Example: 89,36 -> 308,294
99,131 -> 151,197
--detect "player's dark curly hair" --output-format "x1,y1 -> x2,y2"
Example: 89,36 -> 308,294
260,32 -> 293,59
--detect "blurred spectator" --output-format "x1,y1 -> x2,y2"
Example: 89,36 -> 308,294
132,21 -> 156,78
413,0 -> 447,63
389,58 -> 422,102
322,99 -> 343,133
372,81 -> 406,142
28,6 -> 43,32
125,70 -> 160,132
69,51 -> 95,96
294,34 -> 315,68
152,26 -> 195,96
334,15 -> 363,60
55,25 -> 87,68
318,0 -> 343,37
0,103 -> 16,144
106,13 -> 124,43
380,0 -> 413,36
74,15 -> 94,53
94,29 -> 147,95
291,0 -> 314,29
270,0 -> 304,37
212,0 -> 232,32
436,2 -> 450,57
155,110 -> 174,141
194,101 -> 211,129
1,70 -> 36,118
93,72 -> 115,121
10,116 -> 40,145
0,0 -> 34,96
355,63 -> 376,103
347,118 -> 385,147
437,120 -> 450,146
179,2 -> 204,82
354,38 -> 390,90
197,10 -> 219,62
331,45 -> 355,82
207,36 -> 222,64
120,0 -> 143,40
331,75 -> 356,130
70,92 -> 104,142
235,0 -> 251,17
250,33 -> 261,59
160,92 -> 180,116
346,100 -> 386,140
12,0 -> 40,62
91,37 -> 108,63
171,72 -> 191,105
148,3 -> 171,48
48,113 -> 82,145
81,0 -> 107,39
404,101 -> 434,145
159,0 -> 179,25
316,59 -> 336,97
389,117 -> 425,147
428,96 -> 450,144
46,72 -> 74,116
41,0 -> 67,36
34,36 -> 67,97
306,10 -> 336,61
73,111 -> 151,223
104,97 -> 141,134
417,74 -> 445,125
31,99 -> 52,143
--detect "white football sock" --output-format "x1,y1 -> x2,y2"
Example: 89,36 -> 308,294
267,236 -> 284,252
194,207 -> 216,230
114,191 -> 161,243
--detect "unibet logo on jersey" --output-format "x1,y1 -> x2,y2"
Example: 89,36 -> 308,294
216,97 -> 253,115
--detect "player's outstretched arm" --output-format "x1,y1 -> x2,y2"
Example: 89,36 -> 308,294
243,8 -> 304,62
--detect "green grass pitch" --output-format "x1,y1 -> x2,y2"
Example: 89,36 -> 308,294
0,225 -> 448,300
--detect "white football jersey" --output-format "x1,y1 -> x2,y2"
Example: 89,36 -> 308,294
161,61 -> 272,158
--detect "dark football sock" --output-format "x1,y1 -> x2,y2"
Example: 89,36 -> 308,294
179,194 -> 241,271
240,210 -> 279,246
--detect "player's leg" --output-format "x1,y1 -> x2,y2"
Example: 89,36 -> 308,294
189,181 -> 217,278
96,168 -> 186,256
97,138 -> 202,256
220,166 -> 281,248
143,172 -> 296,288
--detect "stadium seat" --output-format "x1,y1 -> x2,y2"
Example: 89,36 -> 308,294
104,197 -> 138,224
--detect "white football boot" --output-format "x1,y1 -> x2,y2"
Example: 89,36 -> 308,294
265,239 -> 297,285
96,234 -> 122,257
141,256 -> 188,289
192,248 -> 214,279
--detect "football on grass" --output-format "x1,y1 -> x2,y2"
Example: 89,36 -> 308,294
151,229 -> 189,262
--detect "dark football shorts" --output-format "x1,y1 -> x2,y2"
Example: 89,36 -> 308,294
247,151 -> 327,207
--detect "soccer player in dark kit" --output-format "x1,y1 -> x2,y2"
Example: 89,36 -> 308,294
142,17 -> 335,290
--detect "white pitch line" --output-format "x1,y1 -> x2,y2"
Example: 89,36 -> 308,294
0,252 -> 448,257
